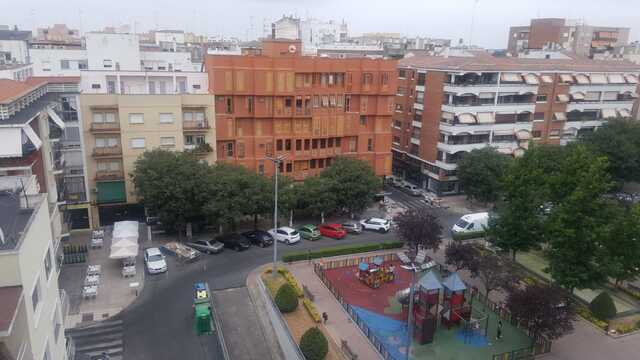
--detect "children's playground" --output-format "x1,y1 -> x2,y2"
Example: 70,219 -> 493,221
319,253 -> 534,360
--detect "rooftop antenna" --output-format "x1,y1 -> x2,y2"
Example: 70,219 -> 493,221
468,0 -> 479,47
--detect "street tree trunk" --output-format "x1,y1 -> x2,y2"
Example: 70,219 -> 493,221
289,210 -> 293,227
320,211 -> 325,224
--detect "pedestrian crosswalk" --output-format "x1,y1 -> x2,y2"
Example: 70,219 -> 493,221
387,189 -> 428,211
66,319 -> 124,360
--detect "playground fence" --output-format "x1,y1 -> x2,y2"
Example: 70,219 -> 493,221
314,261 -> 398,360
469,288 -> 552,359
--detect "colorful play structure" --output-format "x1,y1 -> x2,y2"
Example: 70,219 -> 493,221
357,256 -> 396,289
396,271 -> 489,345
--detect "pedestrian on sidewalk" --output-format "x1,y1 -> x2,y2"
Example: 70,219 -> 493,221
496,320 -> 503,340
322,312 -> 328,324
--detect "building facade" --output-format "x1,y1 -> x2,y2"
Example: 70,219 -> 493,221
508,18 -> 630,58
393,52 -> 640,195
204,39 -> 396,180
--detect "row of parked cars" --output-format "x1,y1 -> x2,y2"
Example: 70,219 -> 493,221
184,217 -> 393,253
386,176 -> 423,197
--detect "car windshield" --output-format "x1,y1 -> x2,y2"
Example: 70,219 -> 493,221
148,254 -> 163,262
291,230 -> 299,236
455,219 -> 469,228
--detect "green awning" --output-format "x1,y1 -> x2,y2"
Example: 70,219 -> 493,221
97,181 -> 126,204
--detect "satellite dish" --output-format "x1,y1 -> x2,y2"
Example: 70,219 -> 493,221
288,44 -> 297,53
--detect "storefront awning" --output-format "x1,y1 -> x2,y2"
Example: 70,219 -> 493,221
617,109 -> 631,118
556,94 -> 570,103
516,130 -> 531,140
589,74 -> 608,84
560,74 -> 574,83
22,124 -> 42,150
458,113 -> 476,124
47,108 -> 65,130
607,74 -> 626,84
523,74 -> 539,85
541,75 -> 554,84
0,128 -> 23,158
554,112 -> 568,121
575,74 -> 590,85
601,109 -> 617,118
477,112 -> 494,124
571,92 -> 585,100
493,129 -> 514,136
441,111 -> 454,120
501,73 -> 522,83
478,92 -> 495,99
97,181 -> 126,204
624,74 -> 638,84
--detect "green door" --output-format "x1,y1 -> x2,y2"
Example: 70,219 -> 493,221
96,181 -> 126,204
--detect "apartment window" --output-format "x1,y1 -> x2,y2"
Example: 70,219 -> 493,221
286,163 -> 292,173
130,138 -> 146,149
312,139 -> 318,149
44,247 -> 52,279
415,91 -> 424,104
313,95 -> 320,108
362,73 -> 373,85
32,281 -> 40,312
96,137 -> 118,148
345,96 -> 351,112
60,60 -> 70,69
247,97 -> 253,113
103,59 -> 113,68
159,81 -> 167,94
321,95 -> 329,107
160,137 -> 176,147
258,162 -> 265,176
78,60 -> 88,70
536,95 -> 547,103
348,138 -> 357,152
295,139 -> 302,151
226,143 -> 234,157
304,139 -> 310,150
107,81 -> 116,94
335,138 -> 341,147
532,130 -> 542,139
129,113 -> 144,124
320,139 -> 326,149
149,81 -> 156,94
319,159 -> 325,168
360,115 -> 367,125
394,120 -> 402,128
285,98 -> 292,108
192,84 -> 201,90
417,73 -> 426,86
276,139 -> 283,151
226,97 -> 233,114
367,138 -> 373,151
398,69 -> 406,79
534,112 -> 545,121
159,113 -> 175,123
310,159 -> 317,169
392,136 -> 400,144
91,84 -> 101,89
285,139 -> 291,151
328,138 -> 334,147
237,142 -> 245,158
381,72 -> 389,86
178,80 -> 187,94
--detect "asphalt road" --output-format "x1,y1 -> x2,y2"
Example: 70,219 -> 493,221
121,186 -> 464,360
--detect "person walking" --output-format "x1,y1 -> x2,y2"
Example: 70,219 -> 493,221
322,312 -> 328,324
496,320 -> 503,340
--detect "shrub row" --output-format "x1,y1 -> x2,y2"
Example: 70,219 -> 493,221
278,268 -> 304,297
617,285 -> 640,302
576,305 -> 609,330
452,231 -> 485,241
303,298 -> 322,323
615,322 -> 640,334
282,241 -> 404,262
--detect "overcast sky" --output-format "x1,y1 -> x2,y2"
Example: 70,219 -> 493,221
1,0 -> 638,48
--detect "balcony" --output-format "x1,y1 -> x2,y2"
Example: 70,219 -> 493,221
95,169 -> 124,181
182,120 -> 210,132
92,146 -> 123,158
90,122 -> 120,133
185,143 -> 213,155
294,108 -> 312,117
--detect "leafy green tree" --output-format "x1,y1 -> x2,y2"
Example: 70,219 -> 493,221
274,283 -> 299,313
545,145 -> 613,292
589,292 -> 617,321
394,208 -> 443,251
320,157 -> 380,217
131,149 -> 210,238
456,147 -> 513,204
445,242 -> 480,271
580,119 -> 640,183
470,252 -> 520,300
601,203 -> 640,286
487,145 -> 566,259
299,327 -> 328,360
204,163 -> 256,231
297,176 -> 336,223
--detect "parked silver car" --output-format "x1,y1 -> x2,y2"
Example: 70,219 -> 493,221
341,222 -> 362,234
186,240 -> 224,254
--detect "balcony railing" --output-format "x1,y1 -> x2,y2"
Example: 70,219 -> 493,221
294,108 -> 312,116
95,169 -> 124,181
182,120 -> 210,131
90,122 -> 120,132
185,143 -> 213,154
92,146 -> 123,157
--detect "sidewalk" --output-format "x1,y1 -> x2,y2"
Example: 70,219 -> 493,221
59,227 -> 145,328
288,260 -> 384,360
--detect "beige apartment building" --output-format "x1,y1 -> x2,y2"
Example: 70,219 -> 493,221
80,94 -> 215,227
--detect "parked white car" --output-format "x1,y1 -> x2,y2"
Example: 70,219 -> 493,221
360,218 -> 391,233
144,247 -> 167,274
269,227 -> 301,245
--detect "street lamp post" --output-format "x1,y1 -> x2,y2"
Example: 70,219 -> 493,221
266,154 -> 287,276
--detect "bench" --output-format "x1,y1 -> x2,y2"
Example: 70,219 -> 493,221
341,339 -> 358,360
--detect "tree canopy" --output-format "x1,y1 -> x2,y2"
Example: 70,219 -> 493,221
394,208 -> 443,251
456,147 -> 513,204
444,242 -> 480,271
320,157 -> 380,216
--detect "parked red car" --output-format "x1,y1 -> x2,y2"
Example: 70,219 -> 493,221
319,223 -> 347,239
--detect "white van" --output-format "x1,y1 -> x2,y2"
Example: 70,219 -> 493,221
451,212 -> 489,237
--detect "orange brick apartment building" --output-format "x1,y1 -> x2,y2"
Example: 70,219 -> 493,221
204,39 -> 397,179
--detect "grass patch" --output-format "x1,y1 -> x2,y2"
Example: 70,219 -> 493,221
282,241 -> 403,262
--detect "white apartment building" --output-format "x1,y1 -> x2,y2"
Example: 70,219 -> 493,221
272,16 -> 349,55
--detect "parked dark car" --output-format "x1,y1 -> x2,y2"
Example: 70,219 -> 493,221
241,230 -> 274,247
215,233 -> 251,251
185,240 -> 224,254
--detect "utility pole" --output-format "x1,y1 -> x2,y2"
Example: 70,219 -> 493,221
266,154 -> 287,275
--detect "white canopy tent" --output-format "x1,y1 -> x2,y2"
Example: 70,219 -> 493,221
109,243 -> 140,259
110,221 -> 140,260
113,221 -> 139,242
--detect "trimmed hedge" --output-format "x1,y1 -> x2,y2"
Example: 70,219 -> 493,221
282,241 -> 403,262
275,283 -> 299,313
452,230 -> 485,241
589,292 -> 617,321
300,327 -> 328,360
577,305 -> 608,330
303,298 -> 321,323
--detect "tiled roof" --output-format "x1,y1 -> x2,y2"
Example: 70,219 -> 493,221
400,51 -> 640,73
0,79 -> 42,104
26,76 -> 80,84
0,286 -> 22,333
